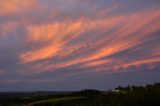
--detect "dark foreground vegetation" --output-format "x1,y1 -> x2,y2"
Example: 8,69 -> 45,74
0,83 -> 160,106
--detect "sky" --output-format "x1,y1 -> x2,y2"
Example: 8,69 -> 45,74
0,0 -> 160,91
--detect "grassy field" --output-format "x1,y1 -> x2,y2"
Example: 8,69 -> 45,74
26,97 -> 85,106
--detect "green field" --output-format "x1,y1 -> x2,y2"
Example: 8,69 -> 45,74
26,97 -> 85,106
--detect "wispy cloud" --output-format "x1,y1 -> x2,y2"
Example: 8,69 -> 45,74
0,0 -> 160,89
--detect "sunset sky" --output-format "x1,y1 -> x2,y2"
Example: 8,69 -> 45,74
0,0 -> 160,91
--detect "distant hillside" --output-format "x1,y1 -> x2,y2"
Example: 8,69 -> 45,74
0,91 -> 71,99
0,83 -> 160,106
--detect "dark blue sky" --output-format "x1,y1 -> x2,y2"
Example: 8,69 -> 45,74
0,0 -> 160,91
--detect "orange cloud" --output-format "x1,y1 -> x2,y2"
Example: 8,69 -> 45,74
19,44 -> 63,64
127,58 -> 160,68
20,19 -> 91,64
27,19 -> 90,43
0,0 -> 37,16
17,8 -> 160,75
111,58 -> 160,72
83,59 -> 113,68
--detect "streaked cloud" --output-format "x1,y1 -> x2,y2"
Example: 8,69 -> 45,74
0,0 -> 160,90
